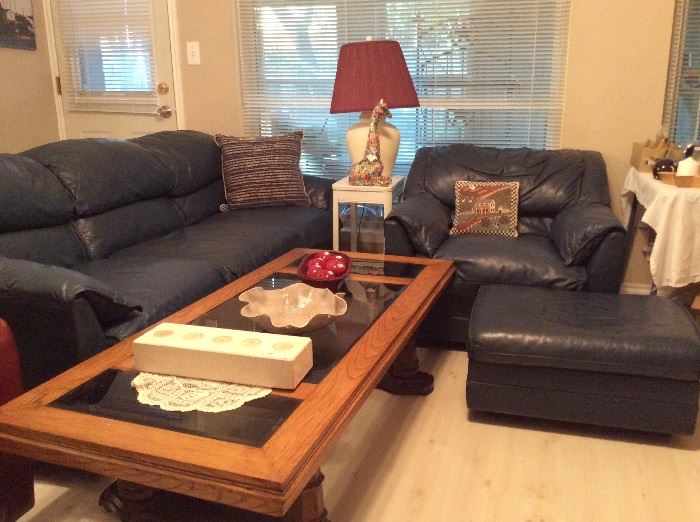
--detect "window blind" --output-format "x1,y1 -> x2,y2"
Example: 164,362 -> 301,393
54,0 -> 157,113
237,0 -> 571,177
664,0 -> 700,144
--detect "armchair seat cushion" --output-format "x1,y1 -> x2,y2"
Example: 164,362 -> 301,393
433,234 -> 587,290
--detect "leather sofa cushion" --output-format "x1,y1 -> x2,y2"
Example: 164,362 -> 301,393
434,234 -> 587,290
23,138 -> 175,217
469,285 -> 700,380
172,179 -> 224,226
131,130 -> 221,197
406,145 -> 594,217
76,257 -> 226,340
73,199 -> 185,259
0,226 -> 88,267
111,206 -> 331,280
0,154 -> 73,232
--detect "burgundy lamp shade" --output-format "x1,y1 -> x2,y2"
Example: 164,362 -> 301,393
330,40 -> 419,114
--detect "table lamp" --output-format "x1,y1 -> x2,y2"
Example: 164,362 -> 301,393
331,39 -> 419,185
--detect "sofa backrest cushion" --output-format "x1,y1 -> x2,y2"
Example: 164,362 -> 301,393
130,130 -> 221,197
0,226 -> 88,267
172,179 -> 225,226
0,154 -> 87,267
18,131 -> 224,259
0,154 -> 74,231
22,138 -> 176,217
73,199 -> 185,259
405,144 -> 611,218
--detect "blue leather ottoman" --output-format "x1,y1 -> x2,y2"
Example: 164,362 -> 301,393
467,285 -> 700,435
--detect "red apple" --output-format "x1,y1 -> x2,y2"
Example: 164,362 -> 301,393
306,258 -> 324,273
314,251 -> 334,262
325,259 -> 347,276
306,266 -> 324,279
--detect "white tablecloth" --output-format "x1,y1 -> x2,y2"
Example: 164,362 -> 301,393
620,167 -> 700,288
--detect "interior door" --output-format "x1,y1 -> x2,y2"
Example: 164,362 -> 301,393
50,0 -> 177,139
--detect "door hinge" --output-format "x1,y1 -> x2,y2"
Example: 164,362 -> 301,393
55,76 -> 62,95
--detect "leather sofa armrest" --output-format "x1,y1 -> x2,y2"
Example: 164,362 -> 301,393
0,295 -> 110,390
303,175 -> 335,211
385,195 -> 452,256
585,228 -> 626,293
384,218 -> 417,257
0,257 -> 140,327
551,204 -> 625,266
0,258 -> 141,388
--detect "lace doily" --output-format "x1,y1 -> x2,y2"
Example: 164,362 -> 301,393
131,373 -> 271,413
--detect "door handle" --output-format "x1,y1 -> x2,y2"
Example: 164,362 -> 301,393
157,105 -> 173,118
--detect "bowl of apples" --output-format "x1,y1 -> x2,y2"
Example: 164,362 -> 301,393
297,250 -> 352,292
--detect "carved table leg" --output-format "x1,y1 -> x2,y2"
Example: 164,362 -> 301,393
281,471 -> 328,522
100,471 -> 328,522
377,338 -> 434,395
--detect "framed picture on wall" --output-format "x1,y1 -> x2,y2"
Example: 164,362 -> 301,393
0,0 -> 36,50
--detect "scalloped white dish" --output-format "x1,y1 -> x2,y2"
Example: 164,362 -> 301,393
239,282 -> 347,334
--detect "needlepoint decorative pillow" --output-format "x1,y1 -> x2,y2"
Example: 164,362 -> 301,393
214,131 -> 310,210
449,180 -> 519,237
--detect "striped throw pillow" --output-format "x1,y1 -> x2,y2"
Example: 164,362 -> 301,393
214,131 -> 310,210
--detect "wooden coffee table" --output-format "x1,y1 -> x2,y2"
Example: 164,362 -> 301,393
0,249 -> 453,521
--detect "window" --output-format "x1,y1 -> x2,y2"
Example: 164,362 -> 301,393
664,0 -> 700,145
54,0 -> 157,113
237,0 -> 571,177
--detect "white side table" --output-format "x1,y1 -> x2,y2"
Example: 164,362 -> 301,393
332,176 -> 405,251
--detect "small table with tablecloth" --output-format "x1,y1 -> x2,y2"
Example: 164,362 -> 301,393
621,167 -> 700,304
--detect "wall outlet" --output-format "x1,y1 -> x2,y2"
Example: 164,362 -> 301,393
186,41 -> 200,65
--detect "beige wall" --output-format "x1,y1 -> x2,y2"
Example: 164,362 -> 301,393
561,0 -> 675,290
175,0 -> 243,136
0,2 -> 59,153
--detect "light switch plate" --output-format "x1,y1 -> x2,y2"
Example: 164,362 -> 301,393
186,41 -> 200,65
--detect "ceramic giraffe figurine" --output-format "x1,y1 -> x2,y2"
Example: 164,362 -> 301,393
348,99 -> 392,186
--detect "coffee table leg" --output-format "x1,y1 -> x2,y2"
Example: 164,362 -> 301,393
377,338 -> 434,395
100,471 -> 328,522
281,470 -> 328,522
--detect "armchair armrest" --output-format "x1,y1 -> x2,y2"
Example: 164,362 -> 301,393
303,175 -> 335,211
385,195 -> 452,256
585,228 -> 626,293
551,204 -> 625,266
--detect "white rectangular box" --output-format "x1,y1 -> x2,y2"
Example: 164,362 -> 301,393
133,323 -> 312,389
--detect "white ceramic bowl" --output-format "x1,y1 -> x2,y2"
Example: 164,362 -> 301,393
239,282 -> 347,334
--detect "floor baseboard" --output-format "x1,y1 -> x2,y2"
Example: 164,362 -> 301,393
620,283 -> 651,295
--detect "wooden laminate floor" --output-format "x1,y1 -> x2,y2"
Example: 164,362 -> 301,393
19,348 -> 700,522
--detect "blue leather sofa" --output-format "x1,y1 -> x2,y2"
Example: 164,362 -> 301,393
0,130 -> 333,389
